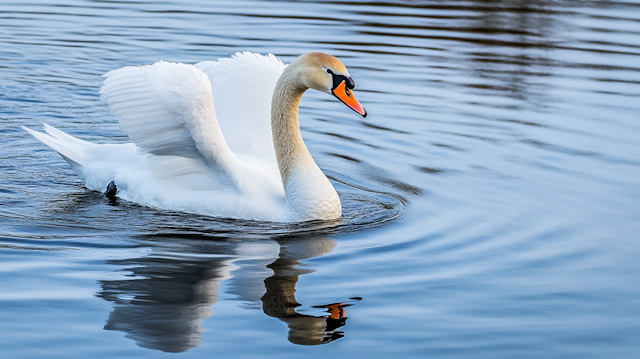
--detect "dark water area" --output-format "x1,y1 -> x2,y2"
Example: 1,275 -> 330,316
1,0 -> 640,357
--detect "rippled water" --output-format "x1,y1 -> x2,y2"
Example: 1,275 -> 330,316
2,0 -> 640,357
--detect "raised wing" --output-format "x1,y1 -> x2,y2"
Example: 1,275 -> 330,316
195,52 -> 286,165
100,61 -> 237,188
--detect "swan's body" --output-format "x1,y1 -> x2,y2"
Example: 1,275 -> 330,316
24,52 -> 367,222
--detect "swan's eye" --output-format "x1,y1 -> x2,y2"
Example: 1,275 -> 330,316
327,69 -> 334,74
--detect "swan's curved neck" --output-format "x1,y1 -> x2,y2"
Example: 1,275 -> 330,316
271,68 -> 314,189
270,66 -> 341,221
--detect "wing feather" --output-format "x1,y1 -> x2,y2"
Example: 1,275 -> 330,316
195,52 -> 286,165
100,61 -> 237,187
99,54 -> 286,193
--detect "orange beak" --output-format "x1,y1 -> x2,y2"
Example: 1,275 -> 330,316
332,80 -> 367,118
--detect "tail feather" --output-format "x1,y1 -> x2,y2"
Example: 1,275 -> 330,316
23,124 -> 89,165
42,123 -> 91,147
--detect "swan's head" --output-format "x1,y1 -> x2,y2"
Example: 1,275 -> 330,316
293,52 -> 367,118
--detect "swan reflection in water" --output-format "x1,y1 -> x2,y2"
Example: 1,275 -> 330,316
261,237 -> 361,345
97,234 -> 359,352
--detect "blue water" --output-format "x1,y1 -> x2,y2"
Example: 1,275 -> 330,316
1,0 -> 640,357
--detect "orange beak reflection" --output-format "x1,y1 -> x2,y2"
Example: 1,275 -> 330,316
332,80 -> 367,118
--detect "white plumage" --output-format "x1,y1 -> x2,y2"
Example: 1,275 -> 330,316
24,52 -> 366,222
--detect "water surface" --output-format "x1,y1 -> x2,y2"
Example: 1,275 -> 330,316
1,0 -> 640,358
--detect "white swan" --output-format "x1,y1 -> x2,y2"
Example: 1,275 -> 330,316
24,52 -> 367,222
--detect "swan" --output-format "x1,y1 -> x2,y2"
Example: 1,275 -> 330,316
23,52 -> 367,222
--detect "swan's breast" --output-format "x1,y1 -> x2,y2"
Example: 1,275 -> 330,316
284,164 -> 341,221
